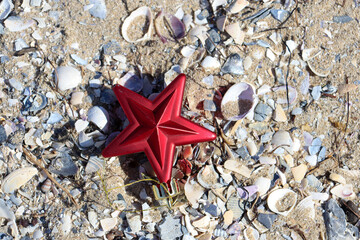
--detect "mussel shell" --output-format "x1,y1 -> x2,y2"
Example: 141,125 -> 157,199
49,152 -> 78,176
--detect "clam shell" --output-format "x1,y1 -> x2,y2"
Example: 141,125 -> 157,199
197,165 -> 220,189
49,152 -> 78,176
221,82 -> 256,121
121,6 -> 153,43
88,106 -> 109,131
329,173 -> 346,184
291,164 -> 307,182
302,48 -> 321,61
118,72 -> 143,92
70,91 -> 84,105
295,196 -> 315,220
85,156 -> 104,174
267,189 -> 297,216
100,218 -> 118,232
189,25 -> 207,44
0,0 -> 13,20
55,66 -> 82,91
2,167 -> 38,193
330,184 -> 356,200
201,56 -> 220,71
307,60 -> 332,77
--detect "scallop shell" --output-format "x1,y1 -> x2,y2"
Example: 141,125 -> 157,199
295,196 -> 315,220
267,189 -> 297,216
2,167 -> 38,193
85,156 -> 104,174
0,0 -> 14,20
121,6 -> 153,43
221,82 -> 257,121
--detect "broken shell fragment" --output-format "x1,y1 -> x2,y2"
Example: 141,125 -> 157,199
88,106 -> 109,131
307,60 -> 332,77
329,173 -> 346,184
254,177 -> 271,196
201,56 -> 220,70
41,179 -> 52,193
85,156 -> 104,174
121,6 -> 153,43
291,164 -> 308,182
267,189 -> 297,216
272,85 -> 297,105
338,83 -> 358,95
295,196 -> 315,220
227,0 -> 249,14
244,226 -> 259,240
302,48 -> 321,61
2,167 -> 38,193
155,10 -> 185,43
0,0 -> 13,20
221,82 -> 256,121
330,184 -> 356,200
271,130 -> 293,149
225,22 -> 245,45
55,66 -> 82,91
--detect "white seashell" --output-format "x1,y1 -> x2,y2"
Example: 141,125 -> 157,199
4,16 -> 35,32
61,212 -> 72,235
184,177 -> 205,208
254,177 -> 271,196
310,192 -> 329,201
2,167 -> 38,193
87,106 -> 109,131
225,22 -> 245,45
181,45 -> 196,58
182,14 -> 193,31
189,25 -> 207,44
305,155 -> 317,166
75,119 -> 89,133
266,48 -> 276,62
267,189 -> 297,216
243,56 -> 253,70
55,66 -> 82,91
329,173 -> 346,184
307,60 -> 332,77
246,140 -> 257,156
295,196 -> 315,219
121,6 -> 153,43
88,0 -> 107,19
330,184 -> 356,200
85,156 -> 104,174
78,131 -> 94,148
41,179 -> 52,192
201,56 -> 220,70
88,211 -> 99,229
192,215 -> 210,229
271,130 -> 293,149
291,137 -> 301,152
224,160 -> 251,178
291,164 -> 307,182
0,199 -> 15,220
100,218 -> 117,232
212,0 -> 227,12
244,226 -> 259,240
0,0 -> 14,20
285,40 -> 297,53
302,48 -> 321,61
221,82 -> 257,121
194,9 -> 207,25
259,156 -> 276,165
197,165 -> 220,189
227,0 -> 249,14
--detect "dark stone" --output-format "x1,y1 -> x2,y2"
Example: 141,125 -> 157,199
254,103 -> 272,122
204,204 -> 218,217
257,213 -> 277,229
236,146 -> 250,161
205,29 -> 221,53
0,125 -> 7,144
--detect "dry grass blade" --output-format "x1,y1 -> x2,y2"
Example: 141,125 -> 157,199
22,147 -> 79,208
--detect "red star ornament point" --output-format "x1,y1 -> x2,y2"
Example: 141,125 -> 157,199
102,74 -> 216,184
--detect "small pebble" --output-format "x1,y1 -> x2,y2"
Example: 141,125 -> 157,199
254,103 -> 272,122
311,86 -> 322,101
333,15 -> 353,23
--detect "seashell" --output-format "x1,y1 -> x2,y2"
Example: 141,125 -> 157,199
224,160 -> 251,178
100,218 -> 118,232
41,179 -> 52,192
118,72 -> 143,92
272,85 -> 297,105
201,56 -> 220,70
221,53 -> 244,75
0,0 -> 14,20
221,82 -> 256,121
302,48 -> 321,61
227,0 -> 249,14
182,14 -> 192,31
181,45 -> 196,58
291,164 -> 307,182
246,140 -> 257,156
305,155 -> 317,166
329,173 -> 346,184
338,83 -> 358,95
70,91 -> 84,105
47,112 -> 63,124
184,177 -> 205,208
244,226 -> 259,240
213,228 -> 228,237
227,195 -> 244,219
49,152 -> 78,176
182,145 -> 193,159
88,211 -> 98,228
189,25 -> 207,44
267,189 -> 297,216
216,15 -> 227,32
225,22 -> 245,45
155,11 -> 185,43
2,167 -> 38,193
307,60 -> 332,77
223,210 -> 234,226
211,0 -> 227,12
310,192 -> 329,201
272,104 -> 287,122
55,66 -> 82,91
271,130 -> 292,149
259,156 -> 276,165
88,106 -> 109,131
121,6 -> 153,43
254,177 -> 271,196
237,185 -> 258,199
85,156 -> 104,174
4,16 -> 35,32
88,0 -> 107,19
78,131 -> 94,148
192,215 -> 210,230
194,9 -> 207,25
285,40 -> 297,53
330,184 -> 356,200
295,196 -> 315,220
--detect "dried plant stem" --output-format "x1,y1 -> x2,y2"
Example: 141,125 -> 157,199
22,147 -> 79,208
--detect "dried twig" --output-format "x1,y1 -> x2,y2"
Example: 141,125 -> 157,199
22,147 -> 79,208
283,40 -> 292,111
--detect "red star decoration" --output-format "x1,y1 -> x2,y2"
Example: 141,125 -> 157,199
102,74 -> 216,184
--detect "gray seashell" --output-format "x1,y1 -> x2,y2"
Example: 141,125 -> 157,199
85,156 -> 104,174
317,146 -> 326,162
0,0 -> 14,20
226,195 -> 244,219
311,86 -> 322,101
49,152 -> 78,176
88,0 -> 107,19
270,9 -> 290,22
333,15 -> 353,23
196,165 -> 220,189
118,72 -> 143,92
8,78 -> 24,91
2,167 -> 38,193
47,112 -> 63,124
0,199 -> 15,220
78,131 -> 94,148
221,53 -> 244,75
102,40 -> 121,56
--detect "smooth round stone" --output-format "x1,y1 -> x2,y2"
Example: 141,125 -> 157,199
55,66 -> 82,91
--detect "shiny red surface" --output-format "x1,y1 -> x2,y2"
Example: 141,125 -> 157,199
102,74 -> 216,183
